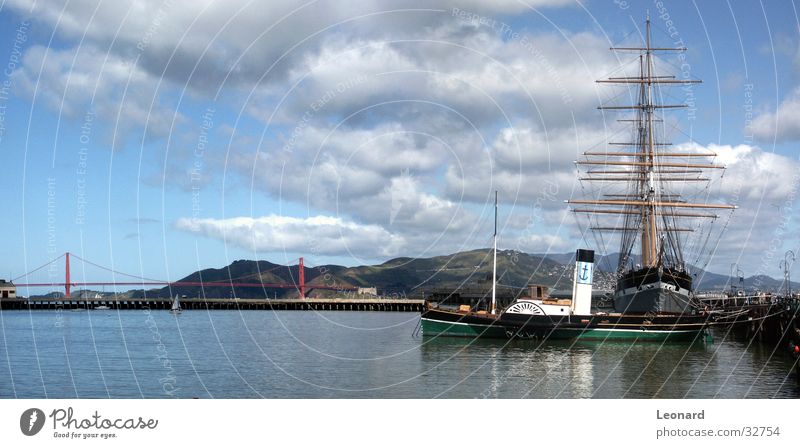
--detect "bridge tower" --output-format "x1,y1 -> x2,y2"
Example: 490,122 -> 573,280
299,257 -> 305,299
65,252 -> 71,299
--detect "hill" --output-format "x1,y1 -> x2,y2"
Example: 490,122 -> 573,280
129,249 -> 614,299
29,249 -> 795,300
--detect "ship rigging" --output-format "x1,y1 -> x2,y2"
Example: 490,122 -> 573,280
569,15 -> 737,314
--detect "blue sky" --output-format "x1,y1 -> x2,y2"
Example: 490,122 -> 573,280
1,0 -> 799,293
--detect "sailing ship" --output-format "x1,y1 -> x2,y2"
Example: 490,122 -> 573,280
566,15 -> 736,315
420,15 -> 734,341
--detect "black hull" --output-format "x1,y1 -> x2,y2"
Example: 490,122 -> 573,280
614,267 -> 695,314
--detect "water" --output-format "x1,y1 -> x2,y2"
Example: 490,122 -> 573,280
0,310 -> 797,398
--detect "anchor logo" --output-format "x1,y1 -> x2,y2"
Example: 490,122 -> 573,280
577,262 -> 593,284
579,264 -> 590,281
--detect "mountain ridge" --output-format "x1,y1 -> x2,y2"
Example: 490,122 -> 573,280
138,249 -> 798,299
31,249 -> 795,299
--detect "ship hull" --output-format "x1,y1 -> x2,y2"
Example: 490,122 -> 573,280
420,308 -> 508,338
614,268 -> 695,314
548,327 -> 702,342
421,306 -> 707,342
499,312 -> 707,342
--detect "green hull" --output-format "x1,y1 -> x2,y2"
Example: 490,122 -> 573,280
547,327 -> 704,342
422,316 -> 705,342
421,308 -> 706,342
421,317 -> 508,338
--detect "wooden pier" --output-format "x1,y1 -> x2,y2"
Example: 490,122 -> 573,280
713,298 -> 800,382
0,297 -> 424,312
721,300 -> 799,341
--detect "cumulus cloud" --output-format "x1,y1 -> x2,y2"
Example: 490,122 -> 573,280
14,0 -> 793,273
175,214 -> 405,258
235,122 -> 483,257
180,139 -> 800,272
7,0 -> 616,137
709,143 -> 800,201
7,0 -> 578,94
443,124 -> 615,206
579,142 -> 800,273
11,44 -> 182,143
260,26 -> 614,130
701,144 -> 800,271
8,0 -> 614,198
750,86 -> 800,143
238,122 -> 455,209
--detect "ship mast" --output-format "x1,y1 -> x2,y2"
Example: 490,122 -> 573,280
568,14 -> 736,274
491,190 -> 498,315
643,16 -> 657,267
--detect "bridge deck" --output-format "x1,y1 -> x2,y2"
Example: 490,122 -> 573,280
0,298 -> 424,312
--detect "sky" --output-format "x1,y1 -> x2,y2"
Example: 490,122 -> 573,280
0,0 -> 799,292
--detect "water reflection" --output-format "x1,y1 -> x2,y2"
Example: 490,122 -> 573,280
420,332 -> 799,399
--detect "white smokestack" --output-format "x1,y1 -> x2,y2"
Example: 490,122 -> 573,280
571,249 -> 594,316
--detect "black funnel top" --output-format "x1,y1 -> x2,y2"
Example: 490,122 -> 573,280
576,249 -> 594,263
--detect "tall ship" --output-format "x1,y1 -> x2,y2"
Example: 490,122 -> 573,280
568,15 -> 736,315
419,15 -> 735,341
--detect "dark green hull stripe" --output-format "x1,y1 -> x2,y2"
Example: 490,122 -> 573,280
422,317 -> 704,341
421,318 -> 508,338
548,328 -> 703,342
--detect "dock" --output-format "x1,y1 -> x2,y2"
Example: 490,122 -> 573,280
0,297 -> 425,312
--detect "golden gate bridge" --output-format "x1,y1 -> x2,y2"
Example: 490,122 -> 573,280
12,252 -> 355,299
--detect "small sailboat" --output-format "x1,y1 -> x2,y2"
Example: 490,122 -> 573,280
170,294 -> 182,314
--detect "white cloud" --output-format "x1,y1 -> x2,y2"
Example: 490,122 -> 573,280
578,142 -> 800,274
176,139 -> 800,271
8,0 -> 613,197
260,27 -> 614,130
16,0 -> 796,276
440,0 -> 576,13
679,143 -> 800,202
238,122 -> 451,209
11,45 -> 182,143
236,125 -> 481,249
7,0 -> 576,93
175,214 -> 406,258
750,86 -> 800,142
443,124 -> 609,206
703,144 -> 800,273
